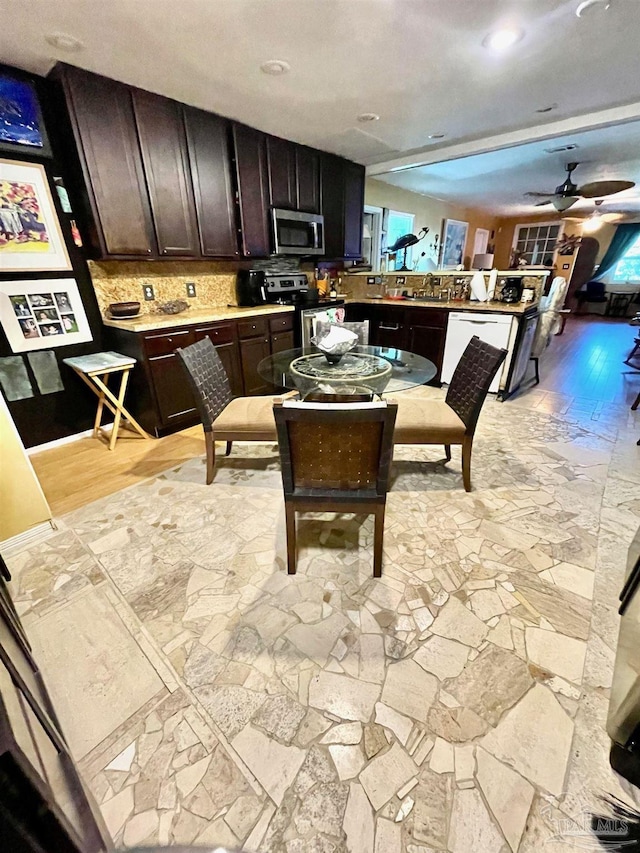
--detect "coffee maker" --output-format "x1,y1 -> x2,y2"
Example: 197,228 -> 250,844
236,270 -> 267,307
500,277 -> 523,304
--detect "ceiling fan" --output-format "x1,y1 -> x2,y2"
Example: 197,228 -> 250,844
562,198 -> 640,225
524,162 -> 635,211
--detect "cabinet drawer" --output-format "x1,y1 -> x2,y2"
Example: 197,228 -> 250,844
238,317 -> 268,339
194,322 -> 235,345
269,314 -> 294,333
143,328 -> 192,357
405,307 -> 448,328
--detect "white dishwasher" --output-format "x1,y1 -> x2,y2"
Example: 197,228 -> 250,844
442,312 -> 514,393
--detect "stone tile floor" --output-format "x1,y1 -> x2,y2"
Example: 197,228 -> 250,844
7,384 -> 640,852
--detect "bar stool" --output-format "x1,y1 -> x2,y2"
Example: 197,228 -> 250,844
63,351 -> 152,450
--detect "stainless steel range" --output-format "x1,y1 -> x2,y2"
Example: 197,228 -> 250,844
262,272 -> 345,346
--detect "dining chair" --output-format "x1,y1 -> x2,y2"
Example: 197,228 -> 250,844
273,399 -> 397,576
392,336 -> 507,492
177,337 -> 283,484
530,276 -> 569,385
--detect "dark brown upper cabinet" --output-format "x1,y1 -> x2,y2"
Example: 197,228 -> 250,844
266,136 -> 321,215
295,146 -> 321,214
343,159 -> 366,258
267,136 -> 296,210
321,154 -> 365,260
56,65 -> 156,258
131,89 -> 199,257
183,107 -> 238,258
233,123 -> 271,257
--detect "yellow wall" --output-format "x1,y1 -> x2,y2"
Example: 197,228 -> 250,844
0,394 -> 51,542
365,178 -> 499,270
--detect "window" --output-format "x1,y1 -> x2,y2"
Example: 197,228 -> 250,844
610,233 -> 640,282
512,222 -> 561,267
385,210 -> 415,270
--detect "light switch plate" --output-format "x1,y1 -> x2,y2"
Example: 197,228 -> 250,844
395,276 -> 406,285
143,284 -> 155,301
186,282 -> 196,297
562,263 -> 570,269
367,276 -> 376,285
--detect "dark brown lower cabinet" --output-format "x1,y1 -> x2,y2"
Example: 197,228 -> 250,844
0,556 -> 110,852
348,303 -> 448,386
104,311 -> 293,435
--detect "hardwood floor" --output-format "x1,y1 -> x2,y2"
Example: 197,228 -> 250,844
30,313 -> 639,518
532,314 -> 640,405
31,425 -> 205,517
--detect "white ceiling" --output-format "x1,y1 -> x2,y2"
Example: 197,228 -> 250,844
3,0 -> 640,215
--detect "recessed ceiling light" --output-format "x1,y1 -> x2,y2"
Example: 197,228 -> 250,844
576,0 -> 611,18
428,133 -> 446,140
357,113 -> 380,123
482,27 -> 524,51
45,32 -> 84,52
536,103 -> 558,113
260,59 -> 290,76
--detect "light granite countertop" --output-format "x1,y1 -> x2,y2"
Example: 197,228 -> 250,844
102,304 -> 295,333
352,297 -> 538,315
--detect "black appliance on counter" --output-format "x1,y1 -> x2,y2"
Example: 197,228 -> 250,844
608,525 -> 640,787
500,277 -> 523,304
236,269 -> 267,307
235,271 -> 344,345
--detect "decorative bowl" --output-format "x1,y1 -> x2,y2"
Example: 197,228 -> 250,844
108,301 -> 141,318
311,324 -> 359,364
158,299 -> 189,315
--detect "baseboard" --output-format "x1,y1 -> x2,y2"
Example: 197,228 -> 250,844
27,425 -> 113,456
0,521 -> 58,556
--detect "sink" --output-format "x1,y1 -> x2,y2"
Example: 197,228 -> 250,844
408,296 -> 444,302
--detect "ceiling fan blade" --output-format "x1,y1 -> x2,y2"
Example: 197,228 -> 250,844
533,200 -> 552,206
578,180 -> 635,198
524,191 -> 556,198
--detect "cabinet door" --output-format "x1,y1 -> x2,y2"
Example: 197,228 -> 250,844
296,147 -> 321,214
132,89 -> 199,256
407,324 -> 446,385
233,124 -> 271,257
270,330 -> 295,355
267,136 -> 296,209
149,355 -> 199,425
375,320 -> 407,350
320,153 -> 345,259
239,337 -> 271,395
193,323 -> 243,397
60,66 -> 155,257
343,161 -> 365,259
183,107 -> 238,258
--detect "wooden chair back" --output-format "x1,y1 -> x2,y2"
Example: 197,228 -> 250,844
445,335 -> 507,435
176,337 -> 233,431
273,400 -> 397,500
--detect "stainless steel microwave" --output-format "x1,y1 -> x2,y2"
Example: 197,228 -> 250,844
272,208 -> 324,256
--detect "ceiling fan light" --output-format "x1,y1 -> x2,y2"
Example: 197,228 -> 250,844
552,196 -> 579,212
582,213 -> 603,232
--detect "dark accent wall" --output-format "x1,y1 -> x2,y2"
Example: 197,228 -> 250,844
0,64 -> 104,448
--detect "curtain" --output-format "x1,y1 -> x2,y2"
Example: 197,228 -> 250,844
594,223 -> 640,281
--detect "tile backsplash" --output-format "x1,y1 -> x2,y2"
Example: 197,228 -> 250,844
88,260 -> 250,317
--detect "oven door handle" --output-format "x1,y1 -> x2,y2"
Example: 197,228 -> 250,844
311,221 -> 319,249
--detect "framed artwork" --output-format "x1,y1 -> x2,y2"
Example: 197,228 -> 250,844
0,159 -> 71,272
440,218 -> 469,269
0,278 -> 92,353
0,69 -> 51,157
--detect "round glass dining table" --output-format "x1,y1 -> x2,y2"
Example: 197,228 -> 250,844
258,345 -> 436,398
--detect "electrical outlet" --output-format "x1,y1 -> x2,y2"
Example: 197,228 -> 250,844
186,282 -> 196,298
367,276 -> 376,285
396,276 -> 406,285
562,263 -> 570,269
143,284 -> 155,301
